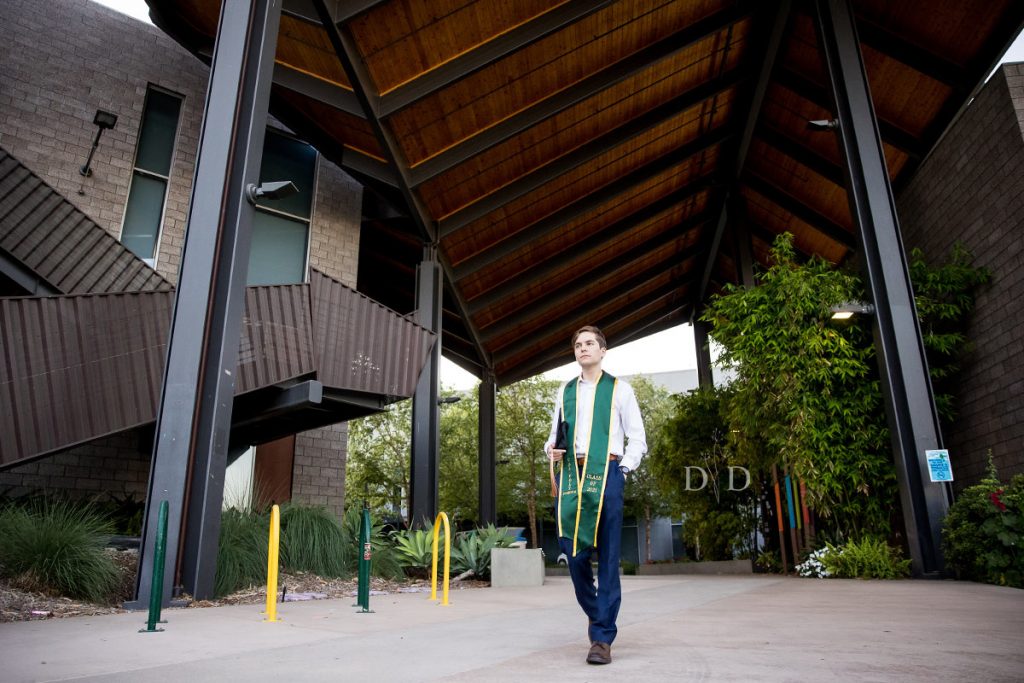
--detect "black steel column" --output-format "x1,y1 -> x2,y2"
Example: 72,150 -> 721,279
478,371 -> 497,525
813,0 -> 949,575
692,318 -> 714,390
732,220 -> 755,288
410,247 -> 442,527
132,0 -> 282,606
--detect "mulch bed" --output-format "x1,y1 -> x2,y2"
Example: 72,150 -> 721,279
0,549 -> 487,623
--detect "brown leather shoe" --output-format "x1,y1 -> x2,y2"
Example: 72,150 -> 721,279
586,641 -> 612,665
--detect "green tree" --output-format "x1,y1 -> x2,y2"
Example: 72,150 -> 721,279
496,376 -> 560,548
623,375 -> 675,562
438,389 -> 480,526
347,398 -> 412,518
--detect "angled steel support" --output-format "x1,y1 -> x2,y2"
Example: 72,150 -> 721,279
272,62 -> 362,116
313,0 -> 491,372
813,0 -> 949,576
439,68 -> 746,235
478,371 -> 497,526
133,0 -> 281,607
756,124 -> 845,186
692,317 -> 714,389
697,0 -> 789,305
410,248 -> 442,527
409,3 -> 751,186
774,66 -> 925,160
732,219 -> 756,288
378,0 -> 616,117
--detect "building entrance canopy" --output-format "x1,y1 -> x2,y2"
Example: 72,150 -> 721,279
146,0 -> 1023,385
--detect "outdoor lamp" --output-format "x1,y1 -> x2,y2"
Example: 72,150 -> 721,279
246,180 -> 299,204
807,118 -> 839,131
438,395 -> 462,405
79,109 -> 118,177
830,301 -> 875,320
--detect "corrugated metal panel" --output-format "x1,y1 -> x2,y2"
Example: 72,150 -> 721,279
236,284 -> 315,393
0,291 -> 173,465
310,270 -> 434,398
0,147 -> 171,295
2,276 -> 432,466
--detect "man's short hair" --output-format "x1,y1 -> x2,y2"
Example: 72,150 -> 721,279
572,325 -> 607,349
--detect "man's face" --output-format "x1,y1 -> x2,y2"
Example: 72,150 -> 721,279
574,331 -> 606,370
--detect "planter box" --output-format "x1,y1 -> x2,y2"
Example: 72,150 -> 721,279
636,559 -> 752,575
490,548 -> 544,587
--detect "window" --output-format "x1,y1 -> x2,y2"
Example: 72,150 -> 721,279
120,88 -> 182,265
247,130 -> 317,286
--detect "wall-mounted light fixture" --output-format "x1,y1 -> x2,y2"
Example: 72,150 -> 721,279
830,301 -> 875,321
437,395 -> 462,405
807,118 -> 839,132
79,109 -> 118,177
245,180 -> 298,205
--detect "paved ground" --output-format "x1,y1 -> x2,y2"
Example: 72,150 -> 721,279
2,575 -> 1022,682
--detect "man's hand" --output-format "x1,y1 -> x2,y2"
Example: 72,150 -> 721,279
549,448 -> 565,463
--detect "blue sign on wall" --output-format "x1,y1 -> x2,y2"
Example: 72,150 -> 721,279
926,449 -> 953,482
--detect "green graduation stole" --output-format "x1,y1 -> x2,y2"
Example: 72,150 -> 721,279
557,372 -> 617,556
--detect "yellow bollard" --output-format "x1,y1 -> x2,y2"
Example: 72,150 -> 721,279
265,504 -> 281,622
429,512 -> 451,606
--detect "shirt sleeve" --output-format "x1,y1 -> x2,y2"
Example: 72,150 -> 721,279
542,385 -> 563,456
618,381 -> 647,471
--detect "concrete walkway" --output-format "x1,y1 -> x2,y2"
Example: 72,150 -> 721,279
2,575 -> 1022,682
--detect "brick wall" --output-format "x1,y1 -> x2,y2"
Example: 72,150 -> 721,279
0,430 -> 150,501
896,64 -> 1024,488
0,0 -> 360,514
292,423 -> 348,518
0,0 -> 208,284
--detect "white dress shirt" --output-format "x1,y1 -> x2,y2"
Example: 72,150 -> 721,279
543,374 -> 647,472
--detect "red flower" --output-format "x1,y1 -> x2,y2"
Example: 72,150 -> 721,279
990,489 -> 1007,512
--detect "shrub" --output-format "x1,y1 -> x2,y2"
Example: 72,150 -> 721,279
215,508 -> 268,598
0,500 -> 119,603
820,537 -> 910,579
450,525 -> 513,580
280,504 -> 350,577
796,547 -> 833,578
943,460 -> 1023,588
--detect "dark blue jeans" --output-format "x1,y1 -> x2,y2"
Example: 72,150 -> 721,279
558,463 -> 625,645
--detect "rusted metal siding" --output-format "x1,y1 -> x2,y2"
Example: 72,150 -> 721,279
0,148 -> 171,295
1,273 -> 434,467
236,284 -> 315,394
0,291 -> 173,464
310,270 -> 434,398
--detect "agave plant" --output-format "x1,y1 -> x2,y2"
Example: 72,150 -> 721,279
449,524 -> 514,581
391,521 -> 437,574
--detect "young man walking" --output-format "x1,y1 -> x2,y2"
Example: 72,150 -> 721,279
545,326 -> 647,665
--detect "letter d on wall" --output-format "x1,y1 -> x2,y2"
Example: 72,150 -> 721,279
684,466 -> 708,491
728,466 -> 751,491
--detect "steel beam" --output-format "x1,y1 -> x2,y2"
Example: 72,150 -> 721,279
756,125 -> 845,186
478,372 -> 497,525
466,205 -> 712,316
410,250 -> 442,527
813,0 -> 949,576
409,3 -> 750,186
438,68 -> 746,235
732,219 -> 756,288
697,0 -> 789,305
272,62 -> 362,116
133,0 -> 281,607
313,0 -> 492,372
378,0 -> 616,118
692,317 -> 714,389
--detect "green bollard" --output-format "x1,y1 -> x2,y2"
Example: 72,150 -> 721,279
355,503 -> 373,613
140,500 -> 169,633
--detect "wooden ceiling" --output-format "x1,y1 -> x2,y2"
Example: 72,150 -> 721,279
148,0 -> 1024,386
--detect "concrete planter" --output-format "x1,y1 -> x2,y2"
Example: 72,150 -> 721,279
636,559 -> 752,575
490,548 -> 545,587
